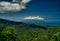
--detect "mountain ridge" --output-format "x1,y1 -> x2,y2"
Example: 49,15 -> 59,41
0,18 -> 47,29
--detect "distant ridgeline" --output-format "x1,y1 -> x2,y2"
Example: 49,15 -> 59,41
0,19 -> 24,25
0,19 -> 47,30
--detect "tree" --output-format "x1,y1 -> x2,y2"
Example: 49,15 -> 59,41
0,24 -> 19,41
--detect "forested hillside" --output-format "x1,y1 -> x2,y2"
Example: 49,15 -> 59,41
0,19 -> 60,41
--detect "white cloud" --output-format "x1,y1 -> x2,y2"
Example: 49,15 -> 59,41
12,0 -> 31,4
0,0 -> 31,13
21,0 -> 31,4
24,16 -> 44,20
0,2 -> 24,13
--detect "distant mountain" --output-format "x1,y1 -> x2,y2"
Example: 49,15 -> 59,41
23,20 -> 60,25
0,18 -> 47,29
0,18 -> 25,25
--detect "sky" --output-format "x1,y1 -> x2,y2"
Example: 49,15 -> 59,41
0,0 -> 60,22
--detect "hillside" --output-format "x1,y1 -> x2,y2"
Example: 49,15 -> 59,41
0,19 -> 60,41
0,18 -> 47,29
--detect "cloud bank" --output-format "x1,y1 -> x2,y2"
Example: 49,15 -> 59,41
24,16 -> 44,20
0,0 -> 31,13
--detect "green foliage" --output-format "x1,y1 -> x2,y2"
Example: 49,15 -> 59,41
0,24 -> 19,41
17,25 -> 60,41
0,24 -> 6,31
0,24 -> 60,41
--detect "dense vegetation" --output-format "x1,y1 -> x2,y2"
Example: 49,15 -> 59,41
0,23 -> 60,41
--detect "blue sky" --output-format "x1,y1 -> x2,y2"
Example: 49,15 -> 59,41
0,0 -> 60,22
